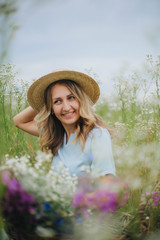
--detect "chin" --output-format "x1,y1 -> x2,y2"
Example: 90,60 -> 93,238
63,118 -> 79,125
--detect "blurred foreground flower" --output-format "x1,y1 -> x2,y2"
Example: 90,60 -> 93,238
1,171 -> 40,237
0,152 -> 78,239
1,171 -> 75,239
2,151 -> 159,240
2,171 -> 39,213
72,176 -> 129,218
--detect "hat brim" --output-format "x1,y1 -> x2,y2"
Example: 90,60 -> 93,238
27,69 -> 100,112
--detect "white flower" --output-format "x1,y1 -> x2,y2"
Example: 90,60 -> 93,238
35,226 -> 56,238
0,151 -> 78,214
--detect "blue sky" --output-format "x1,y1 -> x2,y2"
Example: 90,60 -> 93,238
7,0 -> 160,95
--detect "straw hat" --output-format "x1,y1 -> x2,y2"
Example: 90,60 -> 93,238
27,69 -> 100,112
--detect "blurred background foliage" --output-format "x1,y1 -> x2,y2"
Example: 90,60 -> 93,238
0,55 -> 159,158
0,0 -> 19,62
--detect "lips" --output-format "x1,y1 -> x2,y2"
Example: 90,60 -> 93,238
61,111 -> 75,117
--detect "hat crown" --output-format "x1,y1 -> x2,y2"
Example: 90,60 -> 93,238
27,70 -> 100,112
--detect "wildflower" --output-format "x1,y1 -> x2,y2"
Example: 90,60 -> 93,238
141,191 -> 160,208
56,217 -> 63,226
72,177 -> 129,217
72,191 -> 86,208
93,190 -> 118,212
44,203 -> 51,211
1,172 -> 39,213
151,192 -> 160,207
35,226 -> 56,238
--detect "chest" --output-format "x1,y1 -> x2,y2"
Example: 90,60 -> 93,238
52,138 -> 92,176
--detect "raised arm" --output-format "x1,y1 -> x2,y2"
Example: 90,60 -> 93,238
13,106 -> 39,137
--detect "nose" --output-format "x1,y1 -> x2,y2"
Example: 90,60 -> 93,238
62,100 -> 71,112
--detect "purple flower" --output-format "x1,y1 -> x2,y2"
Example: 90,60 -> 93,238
151,192 -> 160,207
93,190 -> 118,212
73,189 -> 124,215
1,172 -> 39,213
141,191 -> 160,208
72,176 -> 129,217
72,191 -> 86,208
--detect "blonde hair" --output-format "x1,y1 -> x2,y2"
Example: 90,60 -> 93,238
37,80 -> 106,155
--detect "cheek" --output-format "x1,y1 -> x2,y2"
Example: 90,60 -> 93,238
74,102 -> 80,111
74,100 -> 80,109
52,105 -> 60,115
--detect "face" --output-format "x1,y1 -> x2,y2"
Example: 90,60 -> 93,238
51,83 -> 80,131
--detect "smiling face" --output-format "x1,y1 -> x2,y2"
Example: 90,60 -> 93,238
51,83 -> 80,131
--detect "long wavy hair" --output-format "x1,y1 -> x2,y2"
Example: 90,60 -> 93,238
37,80 -> 107,155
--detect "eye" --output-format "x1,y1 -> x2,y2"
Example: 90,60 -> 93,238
68,95 -> 75,100
54,99 -> 61,104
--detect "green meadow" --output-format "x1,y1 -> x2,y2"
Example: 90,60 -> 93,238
0,55 -> 160,239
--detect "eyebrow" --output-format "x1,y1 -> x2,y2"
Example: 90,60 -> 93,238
52,93 -> 73,101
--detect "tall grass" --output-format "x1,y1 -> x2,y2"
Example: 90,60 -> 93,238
94,56 -> 160,239
0,64 -> 39,160
96,55 -> 160,144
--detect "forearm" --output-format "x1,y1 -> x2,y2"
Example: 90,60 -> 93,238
13,106 -> 39,136
13,106 -> 38,126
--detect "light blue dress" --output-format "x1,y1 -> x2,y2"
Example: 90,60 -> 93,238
52,127 -> 116,177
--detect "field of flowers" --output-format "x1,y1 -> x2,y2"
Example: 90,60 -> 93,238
0,55 -> 160,240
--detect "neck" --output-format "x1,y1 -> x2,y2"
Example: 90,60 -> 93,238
63,124 -> 76,142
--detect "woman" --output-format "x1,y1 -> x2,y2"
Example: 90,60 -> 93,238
13,69 -> 116,179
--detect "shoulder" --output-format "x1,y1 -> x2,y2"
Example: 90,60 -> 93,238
86,127 -> 111,147
89,127 -> 111,139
